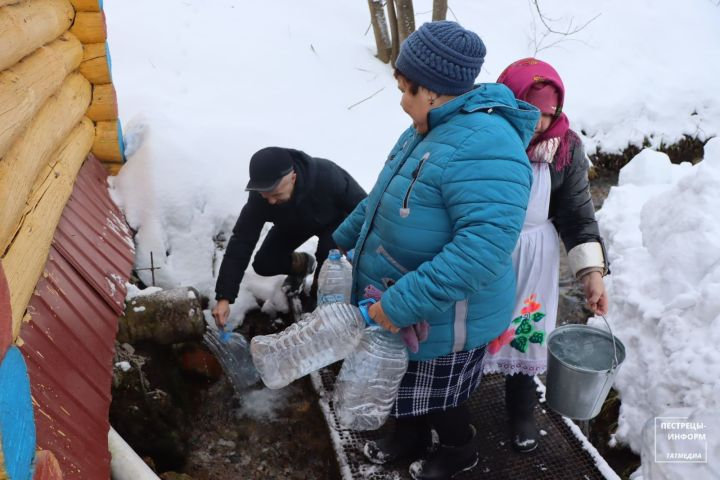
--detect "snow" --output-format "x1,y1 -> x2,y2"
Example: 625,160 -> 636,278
102,0 -> 720,473
595,139 -> 720,460
125,283 -> 162,300
115,361 -> 132,372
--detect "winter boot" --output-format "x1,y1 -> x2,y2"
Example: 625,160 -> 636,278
281,252 -> 316,295
364,417 -> 434,465
408,425 -> 478,480
505,373 -> 539,453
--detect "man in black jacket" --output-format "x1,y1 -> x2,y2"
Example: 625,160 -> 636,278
212,147 -> 366,327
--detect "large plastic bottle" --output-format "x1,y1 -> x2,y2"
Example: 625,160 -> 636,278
334,327 -> 409,431
317,249 -> 353,305
204,328 -> 260,395
250,301 -> 374,389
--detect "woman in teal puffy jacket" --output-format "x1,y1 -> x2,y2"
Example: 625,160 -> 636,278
332,21 -> 538,480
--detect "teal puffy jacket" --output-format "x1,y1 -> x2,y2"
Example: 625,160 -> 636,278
333,83 -> 538,361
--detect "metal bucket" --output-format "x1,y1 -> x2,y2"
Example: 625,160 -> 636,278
546,316 -> 625,420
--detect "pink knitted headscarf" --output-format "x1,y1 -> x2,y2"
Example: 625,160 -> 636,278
497,58 -> 579,171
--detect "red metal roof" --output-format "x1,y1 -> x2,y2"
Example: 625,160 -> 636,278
19,155 -> 134,479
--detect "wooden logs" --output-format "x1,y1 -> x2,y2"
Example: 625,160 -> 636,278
92,120 -> 124,162
80,42 -> 110,84
0,0 -> 75,72
0,0 -> 21,6
0,73 -> 91,255
86,83 -> 117,121
0,32 -> 83,159
69,0 -> 100,11
118,287 -> 206,345
3,118 -> 94,337
69,11 -> 106,43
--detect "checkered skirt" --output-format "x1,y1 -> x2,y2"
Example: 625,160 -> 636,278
391,345 -> 487,417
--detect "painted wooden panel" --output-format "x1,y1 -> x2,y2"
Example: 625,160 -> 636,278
0,346 -> 35,480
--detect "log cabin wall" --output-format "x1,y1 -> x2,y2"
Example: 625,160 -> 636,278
0,0 -> 124,344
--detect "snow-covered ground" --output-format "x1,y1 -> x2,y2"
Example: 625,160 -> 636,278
104,0 -> 720,470
594,139 -> 720,475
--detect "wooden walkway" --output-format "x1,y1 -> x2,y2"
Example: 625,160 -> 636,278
312,370 -> 619,480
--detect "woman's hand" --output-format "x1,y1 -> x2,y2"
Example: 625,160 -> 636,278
368,301 -> 400,333
581,271 -> 608,315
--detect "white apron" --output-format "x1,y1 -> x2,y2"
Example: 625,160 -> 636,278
483,162 -> 560,376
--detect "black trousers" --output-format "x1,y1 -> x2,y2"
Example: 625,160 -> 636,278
505,373 -> 537,419
251,222 -> 340,291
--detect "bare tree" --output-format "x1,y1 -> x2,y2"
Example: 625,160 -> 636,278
529,0 -> 600,55
367,0 -> 392,63
432,0 -> 448,21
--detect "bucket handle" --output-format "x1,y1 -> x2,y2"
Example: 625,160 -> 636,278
600,315 -> 619,371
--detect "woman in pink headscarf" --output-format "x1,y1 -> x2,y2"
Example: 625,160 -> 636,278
483,58 -> 610,452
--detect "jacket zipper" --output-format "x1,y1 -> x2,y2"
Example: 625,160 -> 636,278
400,152 -> 430,217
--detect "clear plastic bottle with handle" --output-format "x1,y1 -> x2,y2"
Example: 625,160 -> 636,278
317,249 -> 353,305
333,326 -> 409,431
250,300 -> 375,389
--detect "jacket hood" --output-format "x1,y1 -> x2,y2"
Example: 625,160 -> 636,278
428,83 -> 540,148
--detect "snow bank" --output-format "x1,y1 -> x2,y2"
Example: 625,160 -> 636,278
595,138 -> 720,455
104,0 -> 720,318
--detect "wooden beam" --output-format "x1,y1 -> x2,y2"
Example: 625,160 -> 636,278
69,0 -> 100,11
3,118 -> 94,339
0,73 -> 92,255
0,0 -> 75,72
0,32 -> 83,159
79,42 -> 110,84
92,120 -> 123,162
69,11 -> 105,43
86,83 -> 117,121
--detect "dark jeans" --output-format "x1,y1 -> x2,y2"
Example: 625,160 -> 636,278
505,373 -> 537,419
251,222 -> 340,295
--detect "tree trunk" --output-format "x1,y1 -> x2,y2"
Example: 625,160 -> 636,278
432,0 -> 448,21
367,0 -> 391,63
118,287 -> 205,345
394,0 -> 416,46
387,0 -> 399,66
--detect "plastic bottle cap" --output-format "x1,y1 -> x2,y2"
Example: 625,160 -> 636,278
358,298 -> 377,326
328,249 -> 341,260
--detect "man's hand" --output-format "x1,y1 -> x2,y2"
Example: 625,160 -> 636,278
212,299 -> 231,328
368,301 -> 400,334
581,271 -> 608,316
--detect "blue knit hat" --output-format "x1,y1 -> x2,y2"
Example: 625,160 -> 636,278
395,21 -> 486,96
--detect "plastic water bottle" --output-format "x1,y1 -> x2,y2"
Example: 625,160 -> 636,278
250,301 -> 374,389
317,249 -> 352,305
204,328 -> 260,395
334,327 -> 409,431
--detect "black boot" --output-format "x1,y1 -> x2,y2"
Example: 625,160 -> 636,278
363,417 -> 433,465
281,252 -> 317,295
506,374 -> 539,453
408,425 -> 478,480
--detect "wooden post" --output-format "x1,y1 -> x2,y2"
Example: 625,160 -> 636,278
0,32 -> 83,159
3,118 -> 94,338
80,42 -> 111,84
0,73 -> 92,255
367,0 -> 391,64
69,11 -> 106,43
86,83 -> 118,121
0,0 -> 75,72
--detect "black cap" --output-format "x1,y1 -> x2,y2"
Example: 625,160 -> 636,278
245,147 -> 294,192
